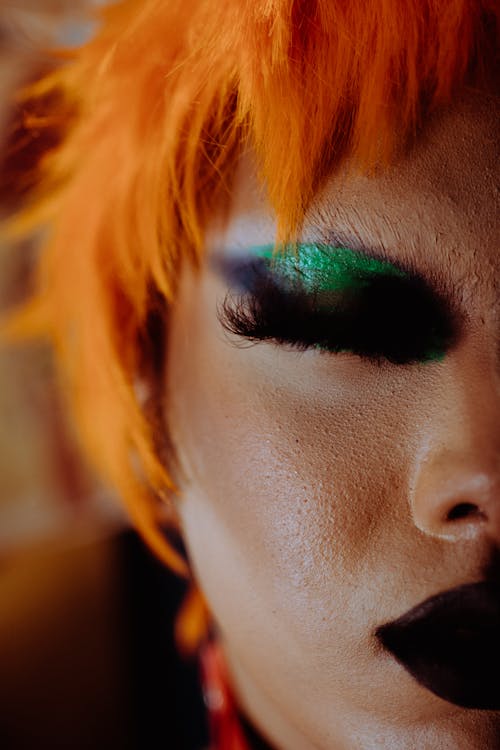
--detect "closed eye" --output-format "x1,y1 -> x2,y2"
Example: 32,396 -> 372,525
214,249 -> 457,365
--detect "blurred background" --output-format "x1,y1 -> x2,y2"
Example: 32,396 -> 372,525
0,4 -> 196,747
0,0 -> 115,552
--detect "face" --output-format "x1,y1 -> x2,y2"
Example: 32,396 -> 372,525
163,90 -> 500,749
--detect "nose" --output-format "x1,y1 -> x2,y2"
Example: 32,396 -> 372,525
411,366 -> 500,544
412,452 -> 500,542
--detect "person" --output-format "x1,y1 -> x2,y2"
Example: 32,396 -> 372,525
3,0 -> 499,747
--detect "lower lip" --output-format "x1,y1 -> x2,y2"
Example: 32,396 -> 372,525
376,584 -> 500,710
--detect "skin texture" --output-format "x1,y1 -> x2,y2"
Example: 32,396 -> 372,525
163,90 -> 500,749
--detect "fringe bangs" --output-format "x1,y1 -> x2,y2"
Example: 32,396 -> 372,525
4,0 -> 498,569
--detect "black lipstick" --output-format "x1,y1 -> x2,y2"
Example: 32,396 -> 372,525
376,582 -> 500,710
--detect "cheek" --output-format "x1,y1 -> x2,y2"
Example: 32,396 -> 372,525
164,263 -> 418,650
163,263 -> 479,728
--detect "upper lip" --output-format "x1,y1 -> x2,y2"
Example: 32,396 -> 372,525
376,581 -> 500,710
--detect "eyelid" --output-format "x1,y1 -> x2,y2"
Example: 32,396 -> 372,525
214,246 -> 457,366
235,242 -> 408,293
216,242 -> 460,322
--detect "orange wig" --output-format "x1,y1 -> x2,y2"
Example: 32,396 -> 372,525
3,0 -> 499,573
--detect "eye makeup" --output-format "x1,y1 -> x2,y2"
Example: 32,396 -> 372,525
214,243 -> 456,365
248,243 -> 407,294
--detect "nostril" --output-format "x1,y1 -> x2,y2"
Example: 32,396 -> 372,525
446,502 -> 484,522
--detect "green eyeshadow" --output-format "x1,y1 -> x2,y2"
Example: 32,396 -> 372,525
251,242 -> 408,294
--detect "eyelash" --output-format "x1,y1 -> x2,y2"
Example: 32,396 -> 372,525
217,266 -> 455,366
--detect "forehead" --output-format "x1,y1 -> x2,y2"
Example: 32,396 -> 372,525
210,90 -> 499,307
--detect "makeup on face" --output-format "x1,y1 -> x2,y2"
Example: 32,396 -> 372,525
376,581 -> 500,710
213,242 -> 456,365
